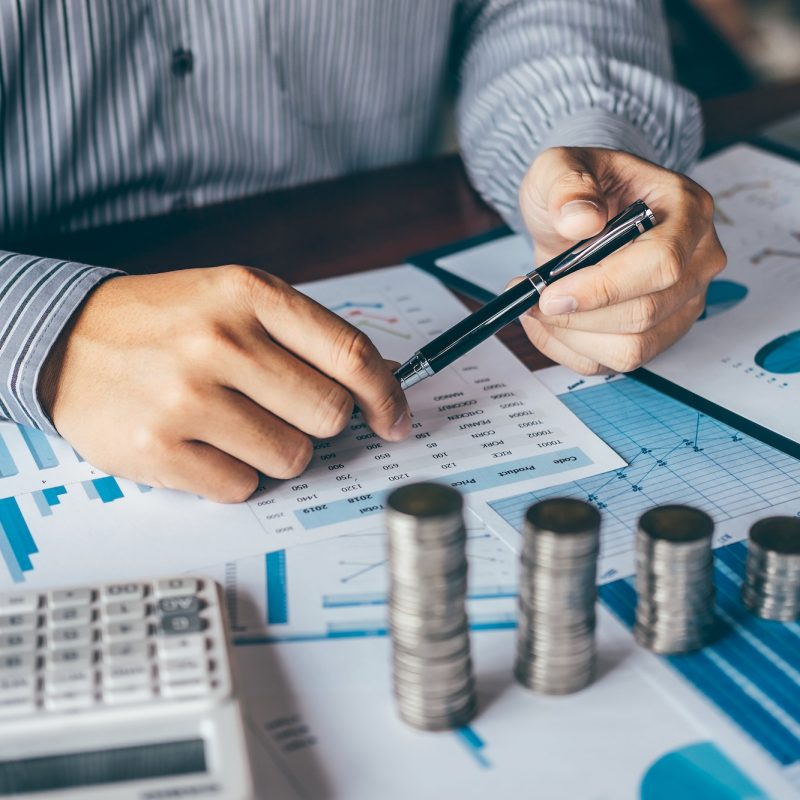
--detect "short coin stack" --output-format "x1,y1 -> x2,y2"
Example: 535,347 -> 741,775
634,505 -> 716,654
385,482 -> 477,731
742,516 -> 800,621
514,498 -> 600,695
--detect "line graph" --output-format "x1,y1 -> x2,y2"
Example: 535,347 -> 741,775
330,301 -> 384,311
750,248 -> 800,265
488,377 -> 800,578
331,299 -> 414,341
218,526 -> 518,643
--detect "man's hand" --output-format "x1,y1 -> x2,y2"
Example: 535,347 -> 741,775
517,147 -> 726,374
41,266 -> 412,502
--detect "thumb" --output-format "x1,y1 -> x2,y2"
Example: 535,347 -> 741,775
524,147 -> 609,248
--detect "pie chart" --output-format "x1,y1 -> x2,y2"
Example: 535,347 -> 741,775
699,280 -> 748,320
754,330 -> 800,374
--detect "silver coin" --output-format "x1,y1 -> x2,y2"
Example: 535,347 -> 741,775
396,695 -> 478,731
392,630 -> 471,660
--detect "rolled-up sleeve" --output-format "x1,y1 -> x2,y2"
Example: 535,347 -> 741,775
455,0 -> 704,230
0,252 -> 121,433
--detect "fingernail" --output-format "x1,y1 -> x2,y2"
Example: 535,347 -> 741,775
540,294 -> 577,315
389,410 -> 412,440
561,199 -> 599,218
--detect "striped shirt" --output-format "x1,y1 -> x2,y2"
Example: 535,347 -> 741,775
0,0 -> 702,433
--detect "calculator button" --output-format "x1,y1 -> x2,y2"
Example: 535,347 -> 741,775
0,632 -> 37,654
49,588 -> 92,609
160,657 -> 206,683
105,684 -> 155,705
0,674 -> 36,699
102,583 -> 145,603
160,613 -> 203,635
155,578 -> 199,598
0,593 -> 38,613
0,695 -> 35,717
50,606 -> 92,628
102,600 -> 147,621
49,627 -> 93,650
156,635 -> 206,659
105,641 -> 150,662
103,663 -> 152,689
106,621 -> 148,642
46,668 -> 94,695
47,647 -> 93,669
45,691 -> 95,712
160,676 -> 209,699
157,596 -> 200,615
0,613 -> 38,632
0,653 -> 36,673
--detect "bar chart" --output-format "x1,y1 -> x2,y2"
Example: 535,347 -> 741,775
0,477 -> 142,582
600,541 -> 800,775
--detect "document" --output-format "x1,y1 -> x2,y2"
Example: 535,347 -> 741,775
644,145 -> 800,449
427,145 -> 800,449
479,366 -> 800,581
0,266 -> 621,588
195,366 -> 798,798
232,585 -> 795,799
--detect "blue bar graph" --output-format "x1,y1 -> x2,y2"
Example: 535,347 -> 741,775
599,541 -> 800,769
32,486 -> 68,517
455,727 -> 491,769
32,492 -> 51,517
91,477 -> 124,503
266,550 -> 289,625
16,424 -> 58,470
0,434 -> 18,478
0,497 -> 38,582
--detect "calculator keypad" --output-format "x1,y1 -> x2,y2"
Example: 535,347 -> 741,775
0,578 -> 229,718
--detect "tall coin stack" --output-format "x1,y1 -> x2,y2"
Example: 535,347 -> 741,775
514,498 -> 601,695
385,482 -> 477,731
742,516 -> 800,621
634,505 -> 716,654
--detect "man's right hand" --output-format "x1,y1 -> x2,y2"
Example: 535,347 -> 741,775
40,266 -> 412,502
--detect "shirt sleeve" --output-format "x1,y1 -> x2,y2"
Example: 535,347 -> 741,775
454,0 -> 704,231
0,252 -> 122,433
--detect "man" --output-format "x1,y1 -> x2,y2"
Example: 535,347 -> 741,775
0,1 -> 725,502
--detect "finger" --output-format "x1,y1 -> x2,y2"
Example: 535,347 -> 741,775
542,297 -> 704,374
538,221 -> 723,317
221,332 -> 356,439
519,314 -> 608,376
238,272 -> 411,441
520,147 -> 609,258
531,238 -> 720,334
152,440 -> 259,504
190,386 -> 314,481
539,182 -> 721,317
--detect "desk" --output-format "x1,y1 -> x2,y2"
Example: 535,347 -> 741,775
16,81 -> 800,374
8,84 -> 800,799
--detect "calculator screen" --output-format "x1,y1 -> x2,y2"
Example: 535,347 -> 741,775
0,739 -> 206,795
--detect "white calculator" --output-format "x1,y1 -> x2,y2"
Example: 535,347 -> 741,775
0,577 -> 254,799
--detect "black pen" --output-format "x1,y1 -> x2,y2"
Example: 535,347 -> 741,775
394,199 -> 656,390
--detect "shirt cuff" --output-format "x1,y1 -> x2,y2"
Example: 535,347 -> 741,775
535,108 -> 661,164
0,254 -> 123,434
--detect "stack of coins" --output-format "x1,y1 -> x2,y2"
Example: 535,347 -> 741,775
742,516 -> 800,621
385,482 -> 477,731
514,498 -> 600,695
634,505 -> 716,654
